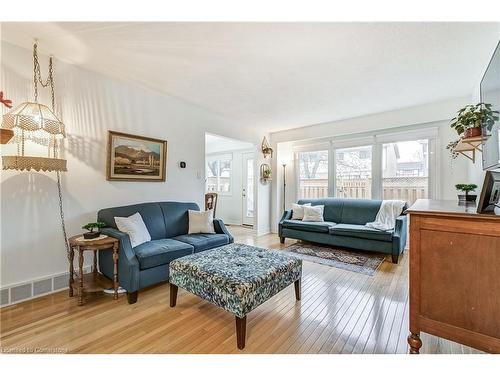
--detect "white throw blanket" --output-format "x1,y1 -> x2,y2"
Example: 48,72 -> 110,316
366,200 -> 406,231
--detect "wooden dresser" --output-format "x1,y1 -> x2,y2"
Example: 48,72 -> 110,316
406,199 -> 500,354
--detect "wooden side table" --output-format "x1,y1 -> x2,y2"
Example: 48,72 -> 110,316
68,235 -> 120,306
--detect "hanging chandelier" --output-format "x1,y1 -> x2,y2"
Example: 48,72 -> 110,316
1,42 -> 67,172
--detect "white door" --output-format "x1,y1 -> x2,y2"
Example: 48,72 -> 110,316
242,153 -> 254,227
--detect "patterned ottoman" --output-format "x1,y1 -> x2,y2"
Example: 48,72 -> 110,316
169,243 -> 302,349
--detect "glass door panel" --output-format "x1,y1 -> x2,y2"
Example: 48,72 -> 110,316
335,146 -> 372,199
242,153 -> 254,226
382,140 -> 429,205
298,150 -> 329,199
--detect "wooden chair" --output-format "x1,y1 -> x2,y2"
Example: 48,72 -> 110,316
205,192 -> 218,216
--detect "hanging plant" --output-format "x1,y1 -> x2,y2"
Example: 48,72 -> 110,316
450,102 -> 499,138
446,139 -> 460,159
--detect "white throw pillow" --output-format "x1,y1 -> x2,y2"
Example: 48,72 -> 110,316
114,212 -> 151,248
188,209 -> 215,234
291,203 -> 312,220
302,205 -> 325,222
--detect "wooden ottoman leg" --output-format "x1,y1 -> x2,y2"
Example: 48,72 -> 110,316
294,278 -> 301,300
235,315 -> 247,350
170,283 -> 178,307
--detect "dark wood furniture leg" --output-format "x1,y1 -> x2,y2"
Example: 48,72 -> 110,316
408,332 -> 422,354
93,250 -> 98,279
68,245 -> 74,297
112,244 -> 119,300
235,315 -> 247,350
294,278 -> 301,300
127,291 -> 138,304
170,283 -> 178,307
280,237 -> 285,244
78,246 -> 84,306
391,253 -> 399,264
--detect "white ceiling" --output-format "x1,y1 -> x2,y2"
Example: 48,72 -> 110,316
205,133 -> 254,154
2,22 -> 499,133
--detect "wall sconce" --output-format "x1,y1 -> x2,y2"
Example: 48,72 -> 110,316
261,136 -> 273,158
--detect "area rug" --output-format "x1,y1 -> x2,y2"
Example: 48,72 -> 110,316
284,242 -> 385,276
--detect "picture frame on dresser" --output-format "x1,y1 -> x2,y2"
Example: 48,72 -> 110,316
476,170 -> 500,214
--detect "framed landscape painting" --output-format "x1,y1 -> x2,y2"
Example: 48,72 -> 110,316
107,131 -> 167,181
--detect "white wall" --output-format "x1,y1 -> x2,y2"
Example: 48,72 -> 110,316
0,42 -> 269,287
269,97 -> 474,232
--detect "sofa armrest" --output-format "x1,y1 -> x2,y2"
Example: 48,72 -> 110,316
100,227 -> 140,292
394,214 -> 407,236
392,215 -> 408,255
278,210 -> 292,237
213,219 -> 234,243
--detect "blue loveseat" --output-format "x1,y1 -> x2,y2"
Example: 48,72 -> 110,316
97,201 -> 233,303
279,198 -> 407,264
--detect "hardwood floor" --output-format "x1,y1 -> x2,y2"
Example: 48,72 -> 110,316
0,226 -> 483,354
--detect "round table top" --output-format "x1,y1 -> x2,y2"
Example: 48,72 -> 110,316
69,234 -> 119,248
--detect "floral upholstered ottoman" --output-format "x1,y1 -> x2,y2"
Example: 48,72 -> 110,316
169,243 -> 302,349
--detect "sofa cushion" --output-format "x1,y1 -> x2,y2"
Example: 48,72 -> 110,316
134,239 -> 194,270
159,202 -> 200,238
173,233 -> 230,253
330,223 -> 393,242
338,199 -> 382,225
282,219 -> 336,233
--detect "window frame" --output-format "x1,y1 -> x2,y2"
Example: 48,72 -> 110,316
292,127 -> 438,202
205,153 -> 233,196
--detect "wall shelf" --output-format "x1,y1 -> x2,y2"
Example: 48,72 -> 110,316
453,136 -> 486,163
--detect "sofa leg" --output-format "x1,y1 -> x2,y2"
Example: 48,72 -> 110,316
391,253 -> 399,264
280,236 -> 285,244
127,291 -> 138,304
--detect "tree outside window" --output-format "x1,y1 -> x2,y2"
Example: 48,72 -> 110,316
206,158 -> 232,193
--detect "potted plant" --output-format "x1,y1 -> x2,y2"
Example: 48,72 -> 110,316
263,168 -> 272,180
82,221 -> 106,239
455,184 -> 478,203
450,103 -> 499,139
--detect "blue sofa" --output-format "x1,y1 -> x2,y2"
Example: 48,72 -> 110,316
278,198 -> 407,264
97,201 -> 233,303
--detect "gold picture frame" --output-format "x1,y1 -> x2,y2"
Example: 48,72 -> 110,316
107,131 -> 167,181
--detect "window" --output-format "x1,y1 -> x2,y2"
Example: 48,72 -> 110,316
382,140 -> 429,205
335,146 -> 372,198
297,150 -> 329,199
206,155 -> 232,193
293,131 -> 435,204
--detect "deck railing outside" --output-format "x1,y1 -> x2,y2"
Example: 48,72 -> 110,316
299,177 -> 428,205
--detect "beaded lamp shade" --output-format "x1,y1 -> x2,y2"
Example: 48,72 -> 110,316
2,102 -> 65,136
1,43 -> 67,172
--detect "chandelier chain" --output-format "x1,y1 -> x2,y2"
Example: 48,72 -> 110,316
33,42 -> 56,112
32,42 -> 70,262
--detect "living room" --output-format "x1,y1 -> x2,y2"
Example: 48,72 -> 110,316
1,1 -> 499,373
